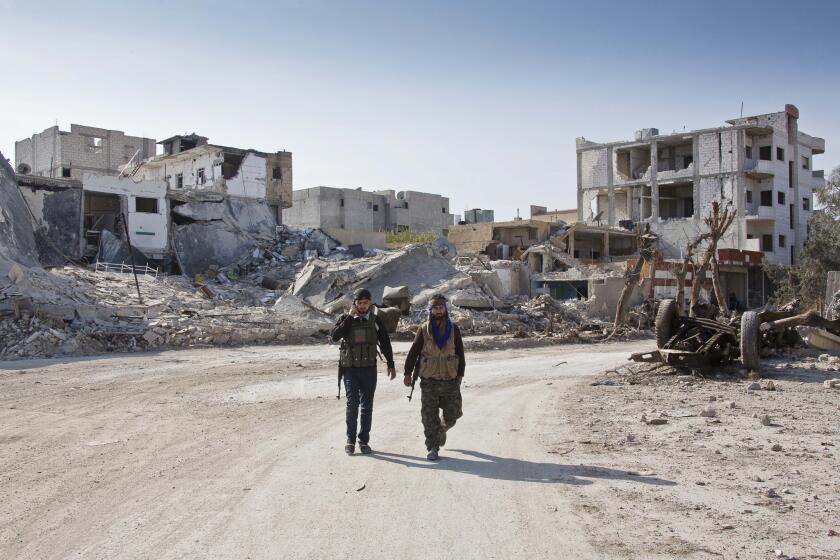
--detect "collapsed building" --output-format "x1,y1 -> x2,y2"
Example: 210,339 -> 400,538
576,104 -> 825,308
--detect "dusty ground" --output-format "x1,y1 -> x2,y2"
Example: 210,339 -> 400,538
556,353 -> 840,560
1,339 -> 837,559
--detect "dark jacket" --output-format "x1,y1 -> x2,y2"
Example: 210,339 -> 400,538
403,319 -> 465,377
331,312 -> 395,369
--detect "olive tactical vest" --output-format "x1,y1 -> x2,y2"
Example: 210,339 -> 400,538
339,316 -> 379,368
418,322 -> 459,380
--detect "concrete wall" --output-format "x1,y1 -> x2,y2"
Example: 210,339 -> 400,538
83,174 -> 169,255
322,228 -> 387,250
18,184 -> 84,265
15,124 -> 155,179
448,223 -> 494,254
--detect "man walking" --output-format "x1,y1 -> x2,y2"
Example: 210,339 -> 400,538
331,288 -> 396,455
403,294 -> 465,461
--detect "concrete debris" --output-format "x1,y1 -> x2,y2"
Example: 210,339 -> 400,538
1,212 -> 615,360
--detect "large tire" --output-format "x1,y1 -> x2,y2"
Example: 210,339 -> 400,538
655,299 -> 678,349
740,310 -> 760,370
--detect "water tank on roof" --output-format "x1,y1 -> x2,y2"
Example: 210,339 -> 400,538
634,128 -> 659,141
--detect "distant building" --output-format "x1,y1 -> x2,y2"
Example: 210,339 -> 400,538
463,208 -> 494,224
529,205 -> 577,224
15,124 -> 156,180
131,134 -> 292,222
285,186 -> 453,236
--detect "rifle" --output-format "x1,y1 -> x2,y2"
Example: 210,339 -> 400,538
337,365 -> 344,400
406,369 -> 419,402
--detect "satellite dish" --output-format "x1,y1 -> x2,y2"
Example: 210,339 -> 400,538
592,210 -> 604,225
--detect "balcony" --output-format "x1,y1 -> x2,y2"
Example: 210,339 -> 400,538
745,205 -> 776,222
745,159 -> 775,180
798,131 -> 825,155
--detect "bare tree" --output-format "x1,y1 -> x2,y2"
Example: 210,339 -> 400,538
612,224 -> 657,330
688,201 -> 736,317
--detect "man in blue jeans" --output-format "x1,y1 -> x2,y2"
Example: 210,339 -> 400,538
330,288 -> 396,455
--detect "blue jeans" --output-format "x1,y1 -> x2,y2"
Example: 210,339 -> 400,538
343,367 -> 377,444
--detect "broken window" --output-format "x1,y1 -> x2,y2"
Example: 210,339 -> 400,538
656,140 -> 693,173
222,153 -> 245,179
615,145 -> 651,180
340,199 -> 344,207
746,190 -> 752,204
789,203 -> 794,227
87,136 -> 104,154
801,156 -> 810,170
196,168 -> 206,185
760,190 -> 772,206
789,161 -> 794,188
367,201 -> 372,210
777,191 -> 785,205
442,207 -> 446,214
61,167 -> 71,178
761,234 -> 773,252
373,204 -> 379,211
745,145 -> 752,159
658,182 -> 694,219
803,197 -> 810,211
776,147 -> 785,161
272,166 -> 283,180
176,173 -> 184,189
778,235 -> 786,248
759,146 -> 772,161
135,197 -> 158,214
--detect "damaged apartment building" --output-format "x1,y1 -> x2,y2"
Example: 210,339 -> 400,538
14,124 -> 167,264
284,186 -> 453,248
13,127 -> 294,276
577,104 -> 825,307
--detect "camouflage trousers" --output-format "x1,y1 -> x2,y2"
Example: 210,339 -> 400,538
420,378 -> 463,451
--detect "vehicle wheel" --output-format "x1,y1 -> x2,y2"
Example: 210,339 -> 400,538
655,299 -> 678,349
740,310 -> 760,370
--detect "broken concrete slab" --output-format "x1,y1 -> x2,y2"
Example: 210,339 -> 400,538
0,153 -> 40,275
291,244 -> 474,313
94,229 -> 151,268
173,222 -> 258,277
374,305 -> 402,333
382,285 -> 411,314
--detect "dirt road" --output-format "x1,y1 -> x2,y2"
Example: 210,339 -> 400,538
1,339 -> 654,559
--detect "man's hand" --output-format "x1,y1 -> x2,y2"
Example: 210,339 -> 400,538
403,374 -> 412,387
387,367 -> 396,380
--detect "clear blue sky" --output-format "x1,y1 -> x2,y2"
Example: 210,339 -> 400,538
1,0 -> 838,220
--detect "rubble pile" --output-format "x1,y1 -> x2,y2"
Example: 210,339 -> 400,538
0,265 -> 333,360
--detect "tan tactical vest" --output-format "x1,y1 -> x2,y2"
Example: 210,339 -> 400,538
418,322 -> 459,380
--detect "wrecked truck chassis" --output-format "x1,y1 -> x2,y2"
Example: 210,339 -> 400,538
632,313 -> 740,368
630,299 -> 835,369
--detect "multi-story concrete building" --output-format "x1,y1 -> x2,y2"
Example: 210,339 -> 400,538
285,186 -> 453,235
576,105 -> 825,267
15,124 -> 156,180
131,134 -> 293,221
